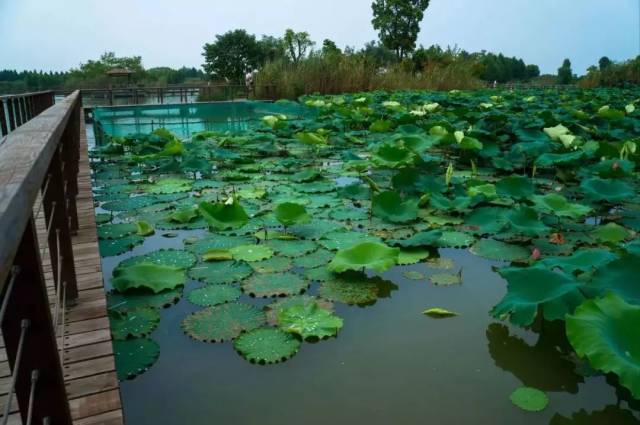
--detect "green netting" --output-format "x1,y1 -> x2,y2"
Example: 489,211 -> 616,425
93,101 -> 313,140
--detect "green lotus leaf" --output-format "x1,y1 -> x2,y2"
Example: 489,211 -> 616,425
329,206 -> 369,221
535,150 -> 585,167
464,207 -> 508,235
202,248 -> 233,261
372,144 -> 416,168
181,303 -> 265,342
388,230 -> 443,248
591,222 -> 633,244
491,266 -> 585,326
135,220 -> 154,236
437,231 -> 475,248
187,284 -> 242,307
423,308 -> 459,318
506,206 -> 550,236
109,307 -> 160,340
169,207 -> 200,224
543,124 -> 570,141
372,191 -> 419,223
229,244 -> 274,262
186,235 -> 253,254
566,293 -> 640,398
98,223 -> 137,240
328,241 -> 399,273
429,193 -> 471,212
278,302 -> 344,339
581,178 -> 634,203
318,271 -> 387,305
102,196 -> 158,212
295,131 -> 328,145
496,175 -> 534,200
290,169 -> 321,182
430,272 -> 462,286
292,249 -> 334,268
95,213 -> 112,225
398,247 -> 430,265
274,202 -> 311,227
369,119 -> 393,133
586,254 -> 640,304
234,328 -> 301,364
198,200 -> 249,230
403,271 -> 425,280
114,338 -> 160,381
112,262 -> 186,294
531,193 -> 592,219
147,177 -> 192,194
470,239 -> 529,262
510,387 -> 549,412
539,248 -> 617,274
264,295 -> 333,325
266,239 -> 317,257
290,219 -> 345,240
107,288 -> 182,311
242,272 -> 309,298
189,261 -> 253,284
337,183 -> 370,200
318,230 -> 381,251
120,249 -> 196,269
99,235 -> 144,257
249,256 -> 293,273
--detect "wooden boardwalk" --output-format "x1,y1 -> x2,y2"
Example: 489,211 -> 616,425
0,113 -> 123,424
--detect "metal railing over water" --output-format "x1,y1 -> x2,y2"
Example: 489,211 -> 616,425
0,92 -> 55,138
0,91 -> 81,424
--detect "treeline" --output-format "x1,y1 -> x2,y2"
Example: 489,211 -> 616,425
0,52 -> 205,94
579,56 -> 640,88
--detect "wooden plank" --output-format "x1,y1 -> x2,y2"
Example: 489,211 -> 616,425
66,372 -> 118,399
69,389 -> 121,421
74,409 -> 123,425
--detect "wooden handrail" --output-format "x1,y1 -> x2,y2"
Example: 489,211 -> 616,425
0,91 -> 81,425
0,91 -> 55,136
0,91 -> 79,288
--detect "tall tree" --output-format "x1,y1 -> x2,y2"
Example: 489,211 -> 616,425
371,0 -> 430,60
598,56 -> 612,71
202,30 -> 260,82
557,58 -> 573,84
322,39 -> 342,56
283,29 -> 315,65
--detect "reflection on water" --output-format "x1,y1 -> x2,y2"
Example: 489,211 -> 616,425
550,405 -> 639,424
486,322 -> 582,393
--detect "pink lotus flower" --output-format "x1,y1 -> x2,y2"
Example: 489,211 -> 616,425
530,247 -> 541,261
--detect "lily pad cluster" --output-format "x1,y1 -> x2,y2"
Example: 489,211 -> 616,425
92,87 -> 639,396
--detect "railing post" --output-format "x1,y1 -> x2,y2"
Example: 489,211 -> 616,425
42,139 -> 79,303
1,218 -> 73,425
62,101 -> 80,234
0,100 -> 7,136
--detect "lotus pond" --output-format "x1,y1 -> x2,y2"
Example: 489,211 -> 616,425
90,88 -> 640,424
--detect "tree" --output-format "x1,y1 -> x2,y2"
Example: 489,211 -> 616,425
371,0 -> 430,60
283,29 -> 315,65
557,58 -> 573,84
322,39 -> 342,56
599,56 -> 612,71
202,30 -> 261,83
525,64 -> 540,79
257,36 -> 286,64
361,41 -> 396,66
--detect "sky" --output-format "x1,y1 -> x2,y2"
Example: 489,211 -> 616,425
0,0 -> 638,75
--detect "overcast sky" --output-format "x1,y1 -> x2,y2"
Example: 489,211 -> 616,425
0,0 -> 638,75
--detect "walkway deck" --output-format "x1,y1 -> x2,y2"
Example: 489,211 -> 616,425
0,112 -> 123,424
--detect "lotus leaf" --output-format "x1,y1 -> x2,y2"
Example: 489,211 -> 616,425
319,230 -> 381,251
181,303 -> 265,342
510,387 -> 549,412
531,193 -> 592,219
266,239 -> 317,257
591,222 -> 633,244
587,254 -> 640,304
187,284 -> 242,307
199,200 -> 249,230
229,244 -> 274,262
470,239 -> 529,262
242,272 -> 309,298
98,223 -> 137,240
581,178 -> 634,203
318,272 -> 384,305
189,261 -> 253,285
250,256 -> 293,273
109,307 -> 160,340
492,266 -> 584,326
372,191 -> 419,223
114,338 -> 160,381
397,247 -> 430,265
496,176 -> 534,200
99,235 -> 144,257
107,288 -> 182,311
112,262 -> 186,294
274,202 -> 311,227
372,144 -> 416,168
506,207 -> 549,236
328,241 -> 399,273
148,178 -> 192,194
388,230 -> 442,248
234,328 -> 301,364
278,302 -> 344,339
423,308 -> 459,318
566,293 -> 640,398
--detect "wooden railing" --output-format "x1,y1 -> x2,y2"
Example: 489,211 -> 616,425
0,91 -> 55,138
54,84 -> 278,106
0,91 -> 81,424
